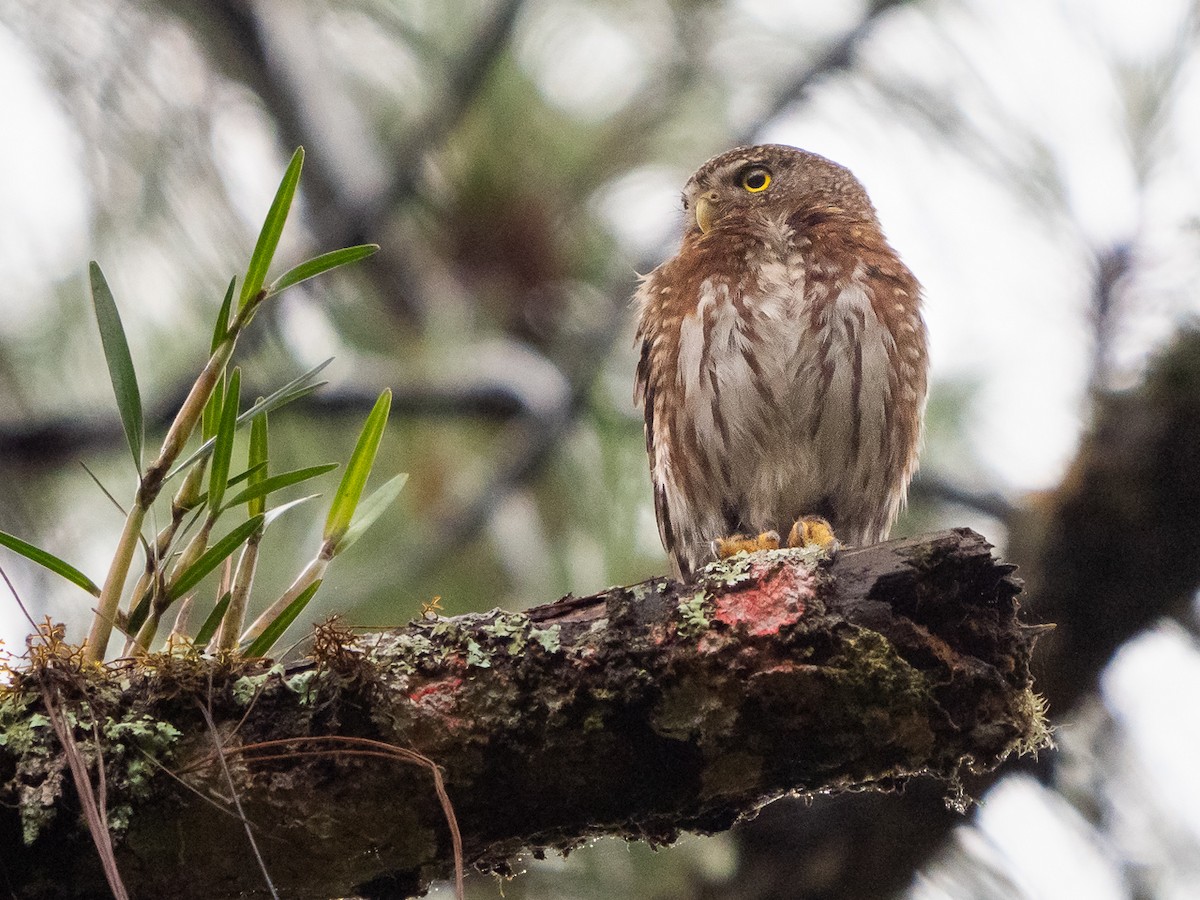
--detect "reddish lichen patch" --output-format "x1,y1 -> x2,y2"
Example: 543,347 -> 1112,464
408,676 -> 463,712
711,562 -> 815,636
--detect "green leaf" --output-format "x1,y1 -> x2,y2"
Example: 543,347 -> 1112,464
227,460 -> 269,491
168,515 -> 264,601
202,370 -> 225,442
190,460 -> 270,511
263,494 -> 320,528
212,277 -> 236,352
239,147 -> 304,311
332,473 -> 407,556
223,464 -> 337,513
194,592 -> 232,650
267,244 -> 379,296
207,368 -> 241,512
126,589 -> 151,635
173,505 -> 208,552
89,262 -> 143,471
247,410 -> 269,517
0,531 -> 100,597
165,359 -> 332,482
324,389 -> 392,546
243,579 -> 321,659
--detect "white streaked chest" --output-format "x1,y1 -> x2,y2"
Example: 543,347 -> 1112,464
673,259 -> 896,517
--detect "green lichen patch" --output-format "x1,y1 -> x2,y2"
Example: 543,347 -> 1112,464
676,591 -> 712,638
373,631 -> 439,675
0,681 -> 188,844
285,668 -> 321,702
699,546 -> 828,592
699,552 -> 760,587
465,639 -> 492,668
232,663 -> 286,705
99,716 -> 183,834
0,689 -> 61,843
424,610 -> 565,670
531,624 -> 561,653
626,582 -> 656,603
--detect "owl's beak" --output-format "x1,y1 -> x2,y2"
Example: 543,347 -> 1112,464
695,193 -> 719,233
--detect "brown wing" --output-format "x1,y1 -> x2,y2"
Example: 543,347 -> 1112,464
635,332 -> 677,565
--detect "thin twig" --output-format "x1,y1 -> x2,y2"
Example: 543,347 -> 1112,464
40,687 -> 130,900
193,735 -> 465,899
134,746 -> 253,825
90,718 -> 110,846
734,0 -> 917,146
79,461 -> 130,517
1086,243 -> 1134,395
195,695 -> 280,900
0,381 -> 533,467
0,564 -> 41,638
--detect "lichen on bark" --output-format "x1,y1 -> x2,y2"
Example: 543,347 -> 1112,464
0,528 -> 1047,900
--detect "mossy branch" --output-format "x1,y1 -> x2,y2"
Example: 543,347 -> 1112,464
0,528 -> 1048,900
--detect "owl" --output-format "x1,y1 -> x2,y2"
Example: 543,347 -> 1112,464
634,144 -> 928,581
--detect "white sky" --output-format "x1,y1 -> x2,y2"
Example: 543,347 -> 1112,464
0,24 -> 88,333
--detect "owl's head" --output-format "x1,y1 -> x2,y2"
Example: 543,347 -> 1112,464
681,144 -> 877,234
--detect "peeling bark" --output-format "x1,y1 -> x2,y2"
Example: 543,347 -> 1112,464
0,528 -> 1046,900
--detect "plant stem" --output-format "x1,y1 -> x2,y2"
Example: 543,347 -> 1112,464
84,503 -> 147,660
142,340 -> 236,498
121,462 -> 208,656
216,533 -> 262,652
240,553 -> 329,645
84,337 -> 239,663
133,515 -> 214,652
167,595 -> 194,644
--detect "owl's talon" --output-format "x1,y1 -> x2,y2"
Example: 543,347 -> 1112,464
713,530 -> 781,559
787,516 -> 840,557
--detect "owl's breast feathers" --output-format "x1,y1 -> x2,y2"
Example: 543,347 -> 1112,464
635,200 -> 928,579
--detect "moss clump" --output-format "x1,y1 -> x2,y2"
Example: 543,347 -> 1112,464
822,627 -> 937,763
1012,689 -> 1054,756
652,678 -> 739,742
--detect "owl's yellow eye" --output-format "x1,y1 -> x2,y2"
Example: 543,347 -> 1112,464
741,167 -> 771,193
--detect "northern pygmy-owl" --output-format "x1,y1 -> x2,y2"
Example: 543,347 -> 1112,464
635,144 -> 928,580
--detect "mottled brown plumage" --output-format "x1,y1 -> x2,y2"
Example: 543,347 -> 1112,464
635,144 -> 928,580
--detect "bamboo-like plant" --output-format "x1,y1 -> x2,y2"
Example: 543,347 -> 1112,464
0,148 -> 403,663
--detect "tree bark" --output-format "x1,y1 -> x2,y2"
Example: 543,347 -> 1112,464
714,328 -> 1200,900
0,528 -> 1045,900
